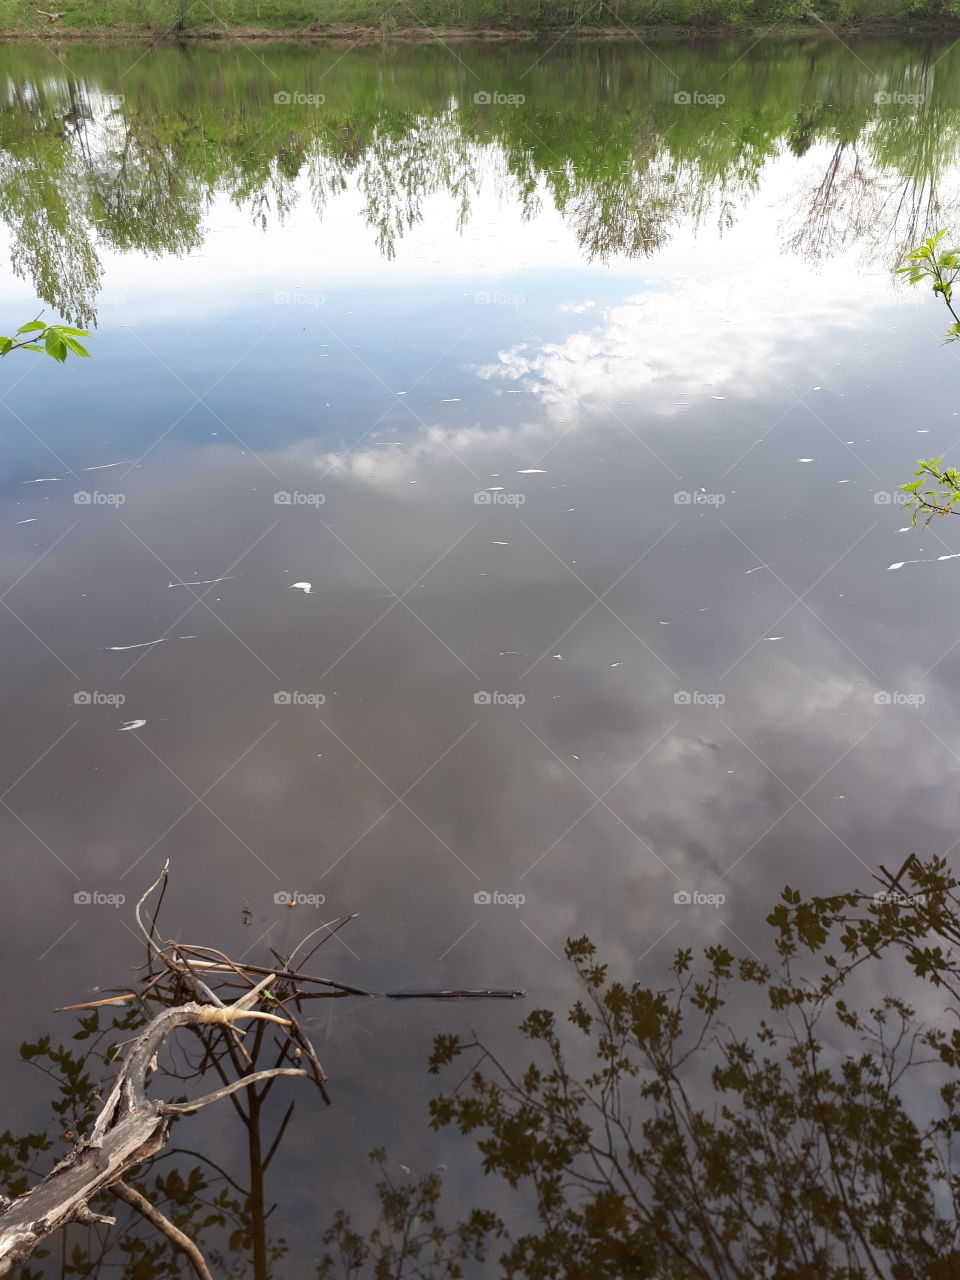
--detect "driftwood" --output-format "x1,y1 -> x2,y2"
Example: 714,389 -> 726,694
0,986 -> 308,1274
0,867 -> 327,1276
0,864 -> 524,1276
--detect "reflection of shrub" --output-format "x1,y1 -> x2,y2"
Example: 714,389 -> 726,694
327,855 -> 960,1279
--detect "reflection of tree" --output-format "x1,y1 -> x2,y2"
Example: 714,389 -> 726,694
321,856 -> 960,1280
0,110 -> 102,328
783,95 -> 960,268
3,41 -> 960,322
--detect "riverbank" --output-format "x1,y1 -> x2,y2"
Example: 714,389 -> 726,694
1,5 -> 959,41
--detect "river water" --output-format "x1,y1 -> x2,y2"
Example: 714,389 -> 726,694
1,34 -> 960,1272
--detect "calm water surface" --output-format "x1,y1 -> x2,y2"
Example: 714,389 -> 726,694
2,34 -> 960,1269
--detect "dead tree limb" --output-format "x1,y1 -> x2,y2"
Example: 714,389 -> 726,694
0,862 -> 522,1276
0,989 -> 312,1274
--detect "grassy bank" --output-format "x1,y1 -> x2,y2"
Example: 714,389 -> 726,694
1,0 -> 959,39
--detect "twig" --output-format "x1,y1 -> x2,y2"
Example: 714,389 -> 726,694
158,1069 -> 307,1115
112,1180 -> 214,1280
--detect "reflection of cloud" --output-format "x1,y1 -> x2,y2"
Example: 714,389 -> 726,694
477,265 -> 914,421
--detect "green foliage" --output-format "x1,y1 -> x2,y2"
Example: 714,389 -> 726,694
1,41 -> 960,327
0,316 -> 90,362
901,455 -> 960,525
897,231 -> 960,523
896,228 -> 960,343
0,0 -> 958,32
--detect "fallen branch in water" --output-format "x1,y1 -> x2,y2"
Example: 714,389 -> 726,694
0,991 -> 310,1275
0,863 -> 524,1276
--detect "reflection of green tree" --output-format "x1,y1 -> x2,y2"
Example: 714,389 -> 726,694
320,856 -> 960,1279
0,96 -> 102,327
2,38 -> 960,321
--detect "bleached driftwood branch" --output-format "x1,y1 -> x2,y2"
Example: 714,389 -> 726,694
0,987 -> 309,1275
0,861 -> 521,1276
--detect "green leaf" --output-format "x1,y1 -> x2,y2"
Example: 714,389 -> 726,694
15,320 -> 46,334
44,330 -> 67,362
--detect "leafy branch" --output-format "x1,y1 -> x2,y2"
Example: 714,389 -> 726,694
897,231 -> 960,524
0,315 -> 90,363
896,229 -> 960,342
901,457 -> 960,526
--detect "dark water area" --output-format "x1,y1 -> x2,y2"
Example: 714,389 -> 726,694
2,33 -> 960,1273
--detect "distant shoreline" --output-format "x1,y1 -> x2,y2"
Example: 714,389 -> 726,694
2,18 -> 960,42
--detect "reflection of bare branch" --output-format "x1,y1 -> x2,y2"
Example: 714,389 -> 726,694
782,128 -> 960,270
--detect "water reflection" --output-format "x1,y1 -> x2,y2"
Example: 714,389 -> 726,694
2,39 -> 960,325
3,32 -> 960,1278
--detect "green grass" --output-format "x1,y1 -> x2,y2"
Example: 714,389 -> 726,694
2,0 -> 959,36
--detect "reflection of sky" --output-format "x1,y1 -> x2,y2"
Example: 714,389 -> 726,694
3,118 -> 960,1262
